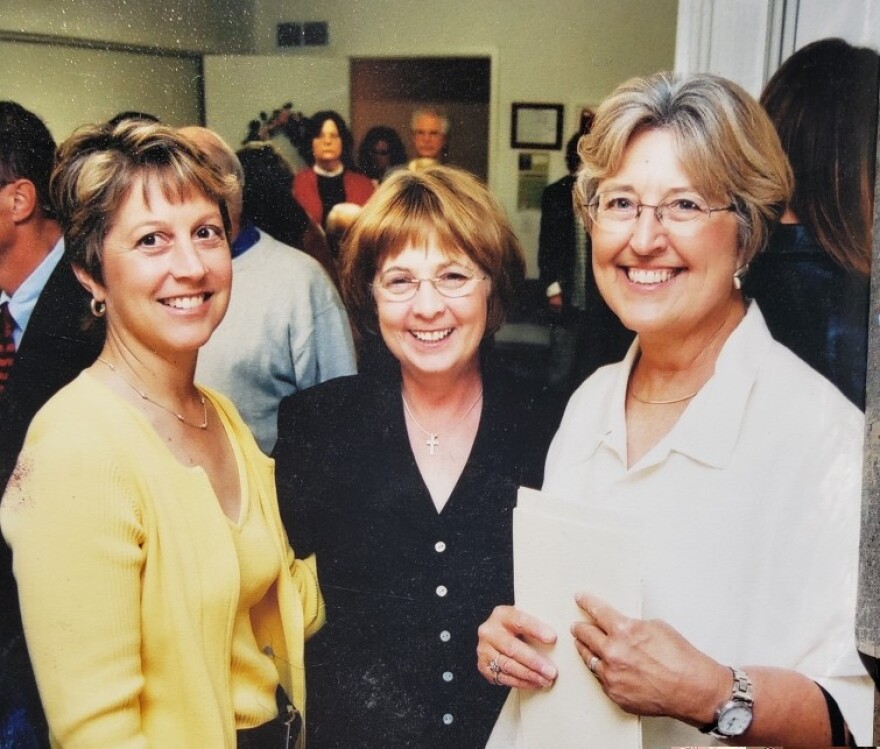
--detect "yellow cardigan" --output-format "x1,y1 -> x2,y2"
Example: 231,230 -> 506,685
1,372 -> 324,748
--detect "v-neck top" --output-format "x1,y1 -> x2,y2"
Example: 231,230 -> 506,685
1,372 -> 324,748
274,354 -> 563,748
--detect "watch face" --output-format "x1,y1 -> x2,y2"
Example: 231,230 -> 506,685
717,703 -> 753,736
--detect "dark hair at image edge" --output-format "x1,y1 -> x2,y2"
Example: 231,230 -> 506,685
761,38 -> 879,276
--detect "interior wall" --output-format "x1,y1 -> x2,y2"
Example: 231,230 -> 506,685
250,0 -> 679,275
0,0 -> 253,143
0,0 -> 253,53
0,41 -> 203,139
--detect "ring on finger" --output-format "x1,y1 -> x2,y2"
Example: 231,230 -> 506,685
588,655 -> 600,674
492,671 -> 501,686
489,657 -> 502,675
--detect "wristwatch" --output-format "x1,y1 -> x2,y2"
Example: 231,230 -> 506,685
699,667 -> 754,739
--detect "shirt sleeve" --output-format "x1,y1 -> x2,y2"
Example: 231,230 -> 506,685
1,434 -> 148,749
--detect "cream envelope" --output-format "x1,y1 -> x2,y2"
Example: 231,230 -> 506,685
513,486 -> 643,749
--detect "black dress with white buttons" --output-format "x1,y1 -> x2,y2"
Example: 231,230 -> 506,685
274,351 -> 563,748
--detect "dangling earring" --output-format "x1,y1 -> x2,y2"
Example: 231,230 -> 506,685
90,298 -> 106,318
733,266 -> 748,291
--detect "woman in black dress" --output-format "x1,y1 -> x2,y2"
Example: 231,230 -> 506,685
274,165 -> 562,748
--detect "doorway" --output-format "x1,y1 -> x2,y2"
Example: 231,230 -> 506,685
350,57 -> 491,181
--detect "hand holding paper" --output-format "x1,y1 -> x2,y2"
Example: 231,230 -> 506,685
571,592 -> 730,725
477,605 -> 558,690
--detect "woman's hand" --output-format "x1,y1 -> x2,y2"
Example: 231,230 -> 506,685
477,605 -> 559,689
571,592 -> 729,725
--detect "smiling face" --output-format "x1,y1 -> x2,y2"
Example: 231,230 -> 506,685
313,118 -> 343,171
591,128 -> 743,345
375,239 -> 489,382
79,176 -> 231,363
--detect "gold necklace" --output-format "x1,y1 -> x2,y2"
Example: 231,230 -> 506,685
402,388 -> 483,456
98,358 -> 208,430
629,385 -> 698,405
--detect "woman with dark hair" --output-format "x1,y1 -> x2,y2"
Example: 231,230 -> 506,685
744,38 -> 879,409
274,165 -> 562,748
357,125 -> 408,183
237,141 -> 337,284
292,110 -> 374,228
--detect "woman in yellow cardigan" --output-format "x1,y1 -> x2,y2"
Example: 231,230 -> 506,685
0,120 -> 324,748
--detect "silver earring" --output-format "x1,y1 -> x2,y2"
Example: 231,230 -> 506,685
90,298 -> 106,318
733,265 -> 748,291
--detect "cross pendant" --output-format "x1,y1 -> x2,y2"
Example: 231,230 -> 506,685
426,434 -> 439,455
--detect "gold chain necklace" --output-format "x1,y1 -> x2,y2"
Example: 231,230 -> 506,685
629,385 -> 698,405
402,388 -> 483,456
98,358 -> 208,430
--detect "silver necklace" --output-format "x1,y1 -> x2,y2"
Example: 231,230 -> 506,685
629,385 -> 698,405
402,388 -> 483,456
98,357 -> 208,430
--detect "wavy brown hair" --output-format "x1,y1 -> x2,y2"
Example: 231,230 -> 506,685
339,165 -> 524,336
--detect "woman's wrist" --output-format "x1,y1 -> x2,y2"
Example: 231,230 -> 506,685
680,661 -> 734,728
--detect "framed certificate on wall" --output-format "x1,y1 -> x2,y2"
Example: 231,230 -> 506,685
511,103 -> 564,149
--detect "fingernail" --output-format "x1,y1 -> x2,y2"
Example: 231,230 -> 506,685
540,664 -> 558,681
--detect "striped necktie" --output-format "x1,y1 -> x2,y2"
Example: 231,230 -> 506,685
0,302 -> 16,393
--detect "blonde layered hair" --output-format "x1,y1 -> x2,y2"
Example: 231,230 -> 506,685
575,72 -> 793,264
340,165 -> 525,335
52,120 -> 238,283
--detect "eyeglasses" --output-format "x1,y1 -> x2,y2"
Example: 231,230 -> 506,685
587,193 -> 736,234
374,267 -> 487,301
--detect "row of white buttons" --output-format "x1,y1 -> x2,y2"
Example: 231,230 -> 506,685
437,541 -> 452,726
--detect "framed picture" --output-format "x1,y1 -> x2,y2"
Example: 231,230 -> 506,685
511,103 -> 564,150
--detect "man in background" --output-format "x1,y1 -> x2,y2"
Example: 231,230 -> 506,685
408,106 -> 449,170
0,101 -> 103,748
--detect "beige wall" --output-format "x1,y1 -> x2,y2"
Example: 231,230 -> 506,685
0,0 -> 252,53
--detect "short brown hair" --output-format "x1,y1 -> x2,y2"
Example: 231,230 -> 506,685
52,120 -> 238,283
575,72 -> 793,265
340,165 -> 525,335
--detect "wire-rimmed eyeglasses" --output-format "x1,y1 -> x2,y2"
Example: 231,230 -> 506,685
373,268 -> 487,301
587,193 -> 736,234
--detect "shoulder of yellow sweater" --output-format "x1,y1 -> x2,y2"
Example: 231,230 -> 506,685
26,371 -> 126,447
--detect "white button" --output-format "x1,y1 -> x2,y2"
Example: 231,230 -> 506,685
436,585 -> 448,597
442,671 -> 453,682
442,713 -> 454,725
435,541 -> 446,553
439,630 -> 451,642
